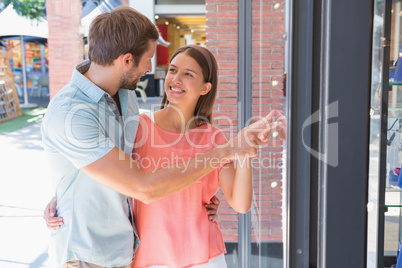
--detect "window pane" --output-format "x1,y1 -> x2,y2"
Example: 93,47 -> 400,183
250,0 -> 285,267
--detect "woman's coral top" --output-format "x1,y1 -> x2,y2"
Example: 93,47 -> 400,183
131,113 -> 228,268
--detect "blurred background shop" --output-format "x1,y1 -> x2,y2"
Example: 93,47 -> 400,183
0,0 -> 208,103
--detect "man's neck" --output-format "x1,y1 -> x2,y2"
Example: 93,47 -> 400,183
83,62 -> 120,97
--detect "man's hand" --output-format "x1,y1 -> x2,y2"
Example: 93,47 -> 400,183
225,109 -> 286,160
249,109 -> 286,142
205,195 -> 220,222
43,196 -> 63,230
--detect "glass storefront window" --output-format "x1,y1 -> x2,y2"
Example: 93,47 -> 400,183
209,0 -> 287,267
250,0 -> 286,267
367,0 -> 384,266
368,0 -> 402,267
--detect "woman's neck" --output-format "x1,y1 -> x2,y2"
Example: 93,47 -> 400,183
155,104 -> 197,133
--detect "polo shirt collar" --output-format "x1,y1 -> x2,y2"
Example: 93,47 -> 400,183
71,60 -> 106,103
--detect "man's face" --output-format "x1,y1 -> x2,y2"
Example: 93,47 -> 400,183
119,40 -> 157,90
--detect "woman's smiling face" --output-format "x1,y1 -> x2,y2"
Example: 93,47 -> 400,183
164,52 -> 211,107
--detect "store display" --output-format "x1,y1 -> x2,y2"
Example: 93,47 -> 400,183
0,51 -> 22,123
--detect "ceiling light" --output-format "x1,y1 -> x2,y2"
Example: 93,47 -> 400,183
155,15 -> 159,20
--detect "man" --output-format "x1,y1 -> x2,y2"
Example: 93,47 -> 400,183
41,6 -> 285,268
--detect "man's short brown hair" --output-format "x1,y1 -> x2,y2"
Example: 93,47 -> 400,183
88,6 -> 159,66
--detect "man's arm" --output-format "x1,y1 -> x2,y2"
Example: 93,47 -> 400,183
83,110 -> 285,204
43,194 -> 221,229
83,144 -> 230,204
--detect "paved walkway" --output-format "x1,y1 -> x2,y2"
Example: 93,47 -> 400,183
0,97 -> 162,268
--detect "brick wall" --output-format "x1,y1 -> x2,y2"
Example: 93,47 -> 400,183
47,0 -> 83,99
206,0 -> 239,243
206,0 -> 285,243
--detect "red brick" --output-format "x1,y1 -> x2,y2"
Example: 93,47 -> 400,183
252,100 -> 283,108
258,69 -> 284,76
252,61 -> 272,69
218,19 -> 239,26
206,33 -> 218,40
207,12 -> 238,19
206,19 -> 218,27
206,3 -> 217,11
258,23 -> 284,31
219,76 -> 238,83
253,0 -> 283,5
208,40 -> 238,48
214,111 -> 238,118
272,47 -> 285,54
218,91 -> 238,98
220,221 -> 239,229
271,18 -> 285,26
212,0 -> 240,4
270,90 -> 284,98
218,69 -> 238,76
261,221 -> 282,228
218,105 -> 238,111
207,26 -> 238,34
251,90 -> 277,98
47,0 -> 83,98
218,5 -> 238,12
272,61 -> 284,69
252,2 -> 273,12
251,76 -> 272,83
221,229 -> 239,235
252,11 -> 284,19
272,104 -> 284,110
272,229 -> 283,235
217,33 -> 238,40
218,62 -> 238,70
219,215 -> 238,221
218,84 -> 238,91
214,97 -> 237,104
215,47 -> 239,55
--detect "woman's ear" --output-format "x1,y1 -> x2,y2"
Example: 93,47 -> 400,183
200,82 -> 212,96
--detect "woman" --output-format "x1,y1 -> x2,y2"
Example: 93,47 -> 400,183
45,45 -> 285,268
130,45 -> 284,268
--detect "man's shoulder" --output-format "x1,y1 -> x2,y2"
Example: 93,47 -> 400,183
47,85 -> 101,118
43,85 -> 101,134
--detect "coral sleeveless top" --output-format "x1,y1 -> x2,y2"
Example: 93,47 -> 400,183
131,114 -> 227,268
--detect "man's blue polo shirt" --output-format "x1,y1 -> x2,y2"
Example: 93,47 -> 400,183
41,61 -> 140,267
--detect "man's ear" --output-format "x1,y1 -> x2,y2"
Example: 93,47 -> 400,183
121,53 -> 133,67
200,82 -> 212,96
